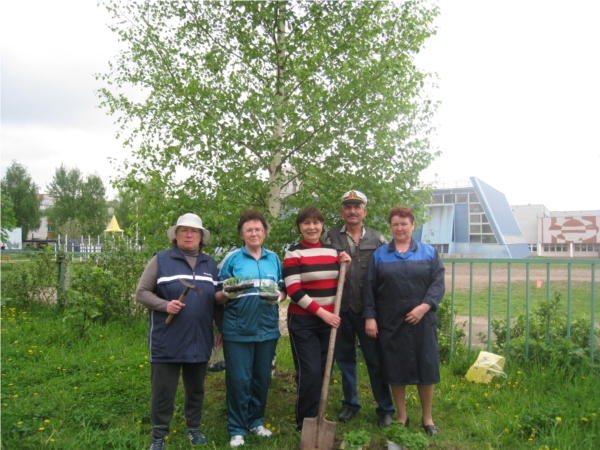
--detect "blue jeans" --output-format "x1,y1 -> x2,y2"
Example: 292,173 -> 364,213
334,310 -> 395,416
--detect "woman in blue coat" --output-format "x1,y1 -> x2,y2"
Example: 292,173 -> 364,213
215,210 -> 286,448
364,206 -> 445,436
136,213 -> 222,450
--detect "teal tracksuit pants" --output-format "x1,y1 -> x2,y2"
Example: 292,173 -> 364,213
223,338 -> 278,436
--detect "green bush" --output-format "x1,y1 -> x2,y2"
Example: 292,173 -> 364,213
0,247 -> 57,306
484,291 -> 597,367
437,297 -> 467,362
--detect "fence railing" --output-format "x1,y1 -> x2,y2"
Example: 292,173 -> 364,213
446,258 -> 598,363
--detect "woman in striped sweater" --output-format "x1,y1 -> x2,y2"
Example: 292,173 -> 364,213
283,206 -> 351,431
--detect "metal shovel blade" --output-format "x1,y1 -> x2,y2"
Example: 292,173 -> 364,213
300,415 -> 336,449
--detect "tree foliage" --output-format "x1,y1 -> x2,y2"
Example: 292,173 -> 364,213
1,191 -> 17,242
99,0 -> 440,255
47,165 -> 109,236
1,161 -> 42,240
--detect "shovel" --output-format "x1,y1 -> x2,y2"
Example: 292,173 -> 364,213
300,261 -> 348,450
165,278 -> 202,324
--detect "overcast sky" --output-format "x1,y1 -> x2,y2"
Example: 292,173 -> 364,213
2,0 -> 599,211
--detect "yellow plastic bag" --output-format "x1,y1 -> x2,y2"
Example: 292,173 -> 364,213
465,351 -> 507,383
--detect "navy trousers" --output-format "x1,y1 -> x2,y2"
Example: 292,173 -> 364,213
334,310 -> 395,416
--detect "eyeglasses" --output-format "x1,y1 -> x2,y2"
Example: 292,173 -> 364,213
242,228 -> 265,235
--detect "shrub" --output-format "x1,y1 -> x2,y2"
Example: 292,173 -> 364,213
437,297 -> 467,362
484,290 -> 597,367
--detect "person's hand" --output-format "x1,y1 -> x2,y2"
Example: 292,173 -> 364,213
166,300 -> 185,315
339,251 -> 351,264
215,333 -> 223,348
316,308 -> 341,328
365,318 -> 378,338
406,303 -> 431,325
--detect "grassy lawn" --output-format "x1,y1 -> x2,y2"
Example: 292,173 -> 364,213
2,304 -> 599,449
450,281 -> 599,319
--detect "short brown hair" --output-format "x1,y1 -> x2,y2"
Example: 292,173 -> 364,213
388,206 -> 415,224
296,207 -> 324,232
237,210 -> 268,235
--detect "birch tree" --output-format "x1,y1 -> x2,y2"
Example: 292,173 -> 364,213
99,0 -> 439,252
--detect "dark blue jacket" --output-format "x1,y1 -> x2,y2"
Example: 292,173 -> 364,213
149,247 -> 218,363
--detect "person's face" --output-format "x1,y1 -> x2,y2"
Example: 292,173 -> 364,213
390,215 -> 414,243
299,217 -> 324,244
340,202 -> 367,227
240,219 -> 266,249
176,226 -> 202,251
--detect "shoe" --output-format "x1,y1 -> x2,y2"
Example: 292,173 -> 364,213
187,429 -> 207,445
378,413 -> 394,427
338,407 -> 357,422
149,438 -> 165,450
230,435 -> 245,448
249,425 -> 273,437
399,414 -> 410,427
423,423 -> 439,436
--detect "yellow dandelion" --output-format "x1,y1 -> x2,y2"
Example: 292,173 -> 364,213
33,393 -> 38,396
504,428 -> 509,433
582,417 -> 588,422
484,393 -> 488,397
73,387 -> 78,390
44,419 -> 50,423
50,439 -> 55,443
333,379 -> 338,383
17,422 -> 23,425
555,417 -> 562,422
39,427 -> 45,431
517,371 -> 522,375
173,429 -> 177,434
13,395 -> 18,398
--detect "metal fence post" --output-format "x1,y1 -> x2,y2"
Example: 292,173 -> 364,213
56,251 -> 70,306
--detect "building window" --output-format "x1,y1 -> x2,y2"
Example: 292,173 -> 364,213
469,204 -> 497,244
432,194 -> 443,204
529,244 -> 537,252
444,194 -> 455,204
456,193 -> 469,203
469,193 -> 479,203
432,244 -> 449,254
544,244 -> 549,252
470,203 -> 484,213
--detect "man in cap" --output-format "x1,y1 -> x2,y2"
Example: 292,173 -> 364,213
323,190 -> 395,427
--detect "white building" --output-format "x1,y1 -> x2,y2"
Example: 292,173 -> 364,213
511,204 -> 600,258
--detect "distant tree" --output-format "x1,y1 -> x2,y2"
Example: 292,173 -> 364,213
1,191 -> 17,242
79,175 -> 108,235
100,0 -> 440,254
110,187 -> 137,233
47,165 -> 108,236
1,161 -> 42,240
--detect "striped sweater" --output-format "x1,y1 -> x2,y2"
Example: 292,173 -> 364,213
283,240 -> 341,315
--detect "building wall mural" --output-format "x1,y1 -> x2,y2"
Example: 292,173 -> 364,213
542,216 -> 600,244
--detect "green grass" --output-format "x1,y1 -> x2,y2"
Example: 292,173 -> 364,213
450,281 -> 599,319
2,305 -> 600,449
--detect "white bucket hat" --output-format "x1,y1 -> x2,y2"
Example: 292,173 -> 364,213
167,213 -> 210,244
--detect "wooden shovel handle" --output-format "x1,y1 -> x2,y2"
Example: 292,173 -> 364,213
165,287 -> 190,324
316,261 -> 348,422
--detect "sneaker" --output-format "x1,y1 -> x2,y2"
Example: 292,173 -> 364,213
187,429 -> 207,445
149,438 -> 165,450
249,425 -> 273,437
230,435 -> 245,447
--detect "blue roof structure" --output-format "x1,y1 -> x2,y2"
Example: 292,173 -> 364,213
414,177 -> 530,258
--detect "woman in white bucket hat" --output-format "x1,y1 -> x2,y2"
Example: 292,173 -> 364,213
136,213 -> 223,449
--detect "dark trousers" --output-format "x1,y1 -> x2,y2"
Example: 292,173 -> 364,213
150,362 -> 207,439
223,338 -> 278,436
288,313 -> 330,429
334,310 -> 395,416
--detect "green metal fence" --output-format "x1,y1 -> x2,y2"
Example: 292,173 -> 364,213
447,258 -> 599,363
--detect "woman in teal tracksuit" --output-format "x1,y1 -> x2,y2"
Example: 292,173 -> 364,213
215,210 -> 286,448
